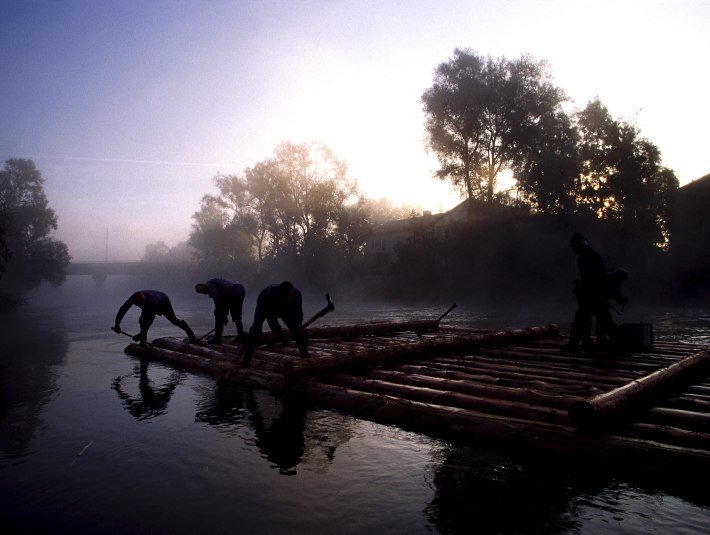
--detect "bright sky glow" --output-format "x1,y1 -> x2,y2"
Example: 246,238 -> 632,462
1,0 -> 708,260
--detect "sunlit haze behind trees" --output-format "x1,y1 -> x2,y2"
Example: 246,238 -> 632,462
1,1 -> 708,261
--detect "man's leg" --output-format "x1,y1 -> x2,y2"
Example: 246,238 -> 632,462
164,305 -> 197,343
283,318 -> 309,358
229,304 -> 245,342
210,314 -> 224,344
241,308 -> 266,368
137,311 -> 156,346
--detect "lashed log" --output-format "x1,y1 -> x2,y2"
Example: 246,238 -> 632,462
259,319 -> 463,342
623,422 -> 710,451
476,346 -> 678,371
642,407 -> 710,431
432,352 -> 647,380
418,356 -> 632,387
325,375 -> 569,424
392,363 -> 599,396
293,380 -> 710,469
661,395 -> 710,413
569,348 -> 710,428
366,369 -> 577,408
286,325 -> 559,377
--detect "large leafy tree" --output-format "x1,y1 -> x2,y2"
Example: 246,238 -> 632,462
190,142 -> 359,269
575,99 -> 679,246
422,49 -> 568,205
511,108 -> 580,214
0,159 -> 70,304
190,194 -> 253,267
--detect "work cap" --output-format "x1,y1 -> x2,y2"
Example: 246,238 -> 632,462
570,232 -> 586,246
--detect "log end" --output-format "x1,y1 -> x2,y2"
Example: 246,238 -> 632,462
568,399 -> 599,428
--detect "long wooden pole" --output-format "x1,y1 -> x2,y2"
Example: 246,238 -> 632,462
569,348 -> 710,428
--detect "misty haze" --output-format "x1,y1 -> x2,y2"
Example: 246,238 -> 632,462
2,1 -> 710,534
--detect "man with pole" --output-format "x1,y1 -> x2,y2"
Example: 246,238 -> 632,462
195,278 -> 246,344
241,281 -> 309,368
112,290 -> 196,346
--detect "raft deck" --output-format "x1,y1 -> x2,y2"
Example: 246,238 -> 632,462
124,321 -> 710,471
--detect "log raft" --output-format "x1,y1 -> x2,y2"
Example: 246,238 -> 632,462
123,320 -> 710,470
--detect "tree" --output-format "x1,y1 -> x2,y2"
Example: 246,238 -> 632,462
575,99 -> 679,246
189,194 -> 253,268
422,49 -> 568,206
0,159 -> 70,304
511,108 -> 580,214
191,142 -> 359,271
142,241 -> 170,262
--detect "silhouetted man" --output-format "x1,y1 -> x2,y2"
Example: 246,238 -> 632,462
241,281 -> 309,367
565,233 -> 613,350
113,290 -> 196,345
195,278 -> 246,344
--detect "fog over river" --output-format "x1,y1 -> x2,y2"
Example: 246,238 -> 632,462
1,276 -> 709,534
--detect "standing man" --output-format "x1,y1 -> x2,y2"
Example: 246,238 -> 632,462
565,233 -> 613,350
113,290 -> 196,346
241,281 -> 309,368
195,278 -> 246,344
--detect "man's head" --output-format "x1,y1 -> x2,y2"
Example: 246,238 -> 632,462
279,280 -> 295,301
569,232 -> 587,254
195,283 -> 209,295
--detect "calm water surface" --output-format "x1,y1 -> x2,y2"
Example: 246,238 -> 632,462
1,278 -> 709,534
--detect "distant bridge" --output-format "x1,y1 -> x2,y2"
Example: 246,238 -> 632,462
67,261 -> 189,285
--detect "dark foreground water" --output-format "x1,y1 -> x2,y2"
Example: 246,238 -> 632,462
1,278 -> 709,534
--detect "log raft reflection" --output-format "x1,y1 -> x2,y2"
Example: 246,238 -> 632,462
124,320 -> 710,470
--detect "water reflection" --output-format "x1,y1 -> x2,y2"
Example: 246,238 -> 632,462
194,380 -> 347,476
425,444 -> 613,534
0,311 -> 68,459
112,358 -> 185,421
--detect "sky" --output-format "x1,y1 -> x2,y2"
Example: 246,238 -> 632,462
1,0 -> 708,261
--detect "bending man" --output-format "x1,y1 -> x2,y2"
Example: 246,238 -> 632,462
113,290 -> 196,346
195,278 -> 246,344
241,281 -> 309,367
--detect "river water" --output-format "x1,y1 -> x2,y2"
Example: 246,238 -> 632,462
1,277 -> 709,534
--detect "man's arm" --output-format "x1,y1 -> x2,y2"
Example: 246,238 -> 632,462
114,294 -> 136,330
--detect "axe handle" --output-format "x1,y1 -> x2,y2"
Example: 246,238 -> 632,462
301,294 -> 334,330
416,303 -> 457,338
196,328 -> 215,341
111,326 -> 152,346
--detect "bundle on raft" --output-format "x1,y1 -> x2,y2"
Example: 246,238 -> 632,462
122,319 -> 710,471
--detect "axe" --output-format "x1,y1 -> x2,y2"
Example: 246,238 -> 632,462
301,293 -> 335,331
416,303 -> 457,340
111,326 -> 152,346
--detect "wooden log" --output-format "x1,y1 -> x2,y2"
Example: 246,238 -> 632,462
260,319 -> 452,341
641,406 -> 710,431
153,338 -> 242,360
455,348 -> 658,376
125,343 -> 228,375
417,357 -> 632,387
687,384 -> 710,396
286,325 -> 560,377
365,369 -> 578,409
623,422 -> 710,451
484,345 -> 681,368
323,375 -> 569,424
569,349 -> 710,428
661,395 -> 710,413
392,363 -> 597,396
291,380 -> 710,469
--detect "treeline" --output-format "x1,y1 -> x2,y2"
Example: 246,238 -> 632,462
421,49 -> 678,249
150,49 -> 689,306
0,159 -> 70,309
386,211 -> 676,309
